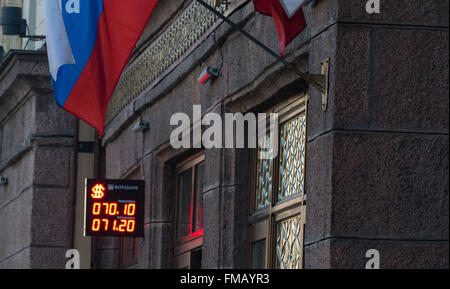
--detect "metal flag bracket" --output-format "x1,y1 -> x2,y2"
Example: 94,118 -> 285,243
197,0 -> 330,111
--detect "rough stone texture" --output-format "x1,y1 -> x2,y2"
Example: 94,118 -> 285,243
0,247 -> 31,269
0,91 -> 35,161
304,238 -> 331,269
31,187 -> 75,247
220,185 -> 248,269
304,0 -> 449,269
0,188 -> 33,268
0,52 -> 77,269
0,151 -> 34,211
332,26 -> 449,133
97,0 -> 449,269
304,133 -> 333,245
34,92 -> 76,137
147,222 -> 173,269
308,238 -> 449,269
33,146 -> 75,187
202,188 -> 221,269
367,28 -> 448,132
29,247 -> 70,269
307,24 -> 338,141
331,132 -> 449,240
338,0 -> 449,27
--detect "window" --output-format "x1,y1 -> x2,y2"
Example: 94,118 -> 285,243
173,153 -> 205,269
247,94 -> 307,269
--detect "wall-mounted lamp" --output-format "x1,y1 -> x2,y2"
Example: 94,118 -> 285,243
198,66 -> 220,84
198,31 -> 223,85
0,176 -> 8,186
132,120 -> 150,133
0,6 -> 45,40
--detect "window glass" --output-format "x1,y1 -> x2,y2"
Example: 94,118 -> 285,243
256,134 -> 273,209
251,239 -> 266,269
248,95 -> 307,269
276,215 -> 302,269
193,162 -> 204,233
278,115 -> 307,202
177,169 -> 193,239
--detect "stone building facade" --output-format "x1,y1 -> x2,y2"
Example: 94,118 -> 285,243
0,51 -> 77,268
0,0 -> 448,269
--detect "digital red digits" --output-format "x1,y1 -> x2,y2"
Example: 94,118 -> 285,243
90,201 -> 137,233
85,179 -> 144,237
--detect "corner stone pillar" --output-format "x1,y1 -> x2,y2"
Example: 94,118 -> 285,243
304,0 -> 449,269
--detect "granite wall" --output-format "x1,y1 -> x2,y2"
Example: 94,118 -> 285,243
0,52 -> 77,269
305,0 -> 449,269
96,0 -> 449,269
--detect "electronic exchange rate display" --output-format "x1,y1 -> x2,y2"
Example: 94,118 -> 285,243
84,179 -> 145,237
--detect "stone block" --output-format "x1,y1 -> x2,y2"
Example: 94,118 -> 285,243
33,146 -> 74,187
367,28 -> 449,132
0,188 -> 33,264
0,96 -> 34,161
338,0 -> 449,27
304,132 -> 333,244
333,25 -> 371,130
306,238 -> 449,269
0,151 -> 34,210
30,246 -> 69,269
148,222 -> 173,269
331,132 -> 449,240
221,185 -> 248,269
202,188 -> 221,269
34,93 -> 77,137
0,247 -> 30,269
30,186 -> 74,247
149,154 -> 175,223
304,238 -> 331,269
309,0 -> 338,37
307,25 -> 337,140
330,238 -> 449,269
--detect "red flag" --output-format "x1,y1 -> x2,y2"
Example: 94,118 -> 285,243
252,0 -> 307,57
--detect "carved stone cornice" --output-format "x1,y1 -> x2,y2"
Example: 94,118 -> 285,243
106,0 -> 228,125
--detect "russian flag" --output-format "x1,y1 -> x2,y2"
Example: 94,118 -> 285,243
45,0 -> 158,136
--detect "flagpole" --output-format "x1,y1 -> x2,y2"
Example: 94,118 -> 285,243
195,0 -> 327,94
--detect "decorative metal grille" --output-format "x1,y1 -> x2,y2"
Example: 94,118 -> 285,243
278,115 -> 306,201
276,215 -> 302,269
106,0 -> 227,124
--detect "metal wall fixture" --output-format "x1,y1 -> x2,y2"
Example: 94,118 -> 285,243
0,6 -> 45,40
198,66 -> 220,84
132,120 -> 150,133
0,176 -> 8,186
321,58 -> 330,112
198,30 -> 223,84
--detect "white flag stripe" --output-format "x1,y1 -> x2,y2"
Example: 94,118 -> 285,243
279,0 -> 313,18
45,0 -> 75,81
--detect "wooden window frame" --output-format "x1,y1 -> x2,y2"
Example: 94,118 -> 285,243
172,152 -> 205,268
247,93 -> 308,269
